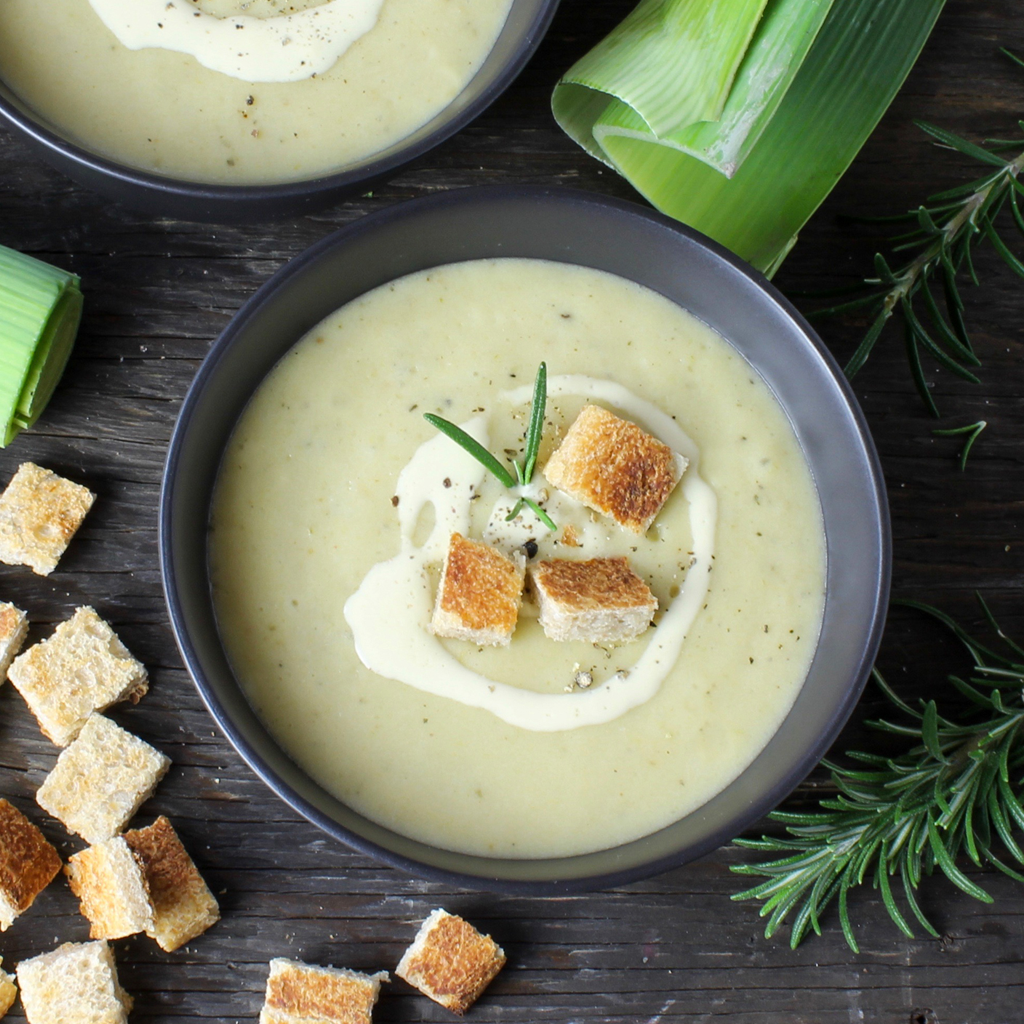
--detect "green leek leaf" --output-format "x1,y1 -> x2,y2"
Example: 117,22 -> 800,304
558,0 -> 836,179
0,244 -> 82,445
553,0 -> 947,275
558,0 -> 771,141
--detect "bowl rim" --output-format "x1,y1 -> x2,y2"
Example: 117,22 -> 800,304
160,184 -> 891,894
0,0 -> 561,205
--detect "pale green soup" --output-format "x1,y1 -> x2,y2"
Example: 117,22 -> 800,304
209,259 -> 827,859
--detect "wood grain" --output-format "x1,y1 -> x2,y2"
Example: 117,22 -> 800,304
1,0 -> 1024,1020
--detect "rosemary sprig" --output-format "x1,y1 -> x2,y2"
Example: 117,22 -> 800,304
933,419 -> 987,471
731,597 -> 1024,952
813,49 -> 1024,417
424,362 -> 556,531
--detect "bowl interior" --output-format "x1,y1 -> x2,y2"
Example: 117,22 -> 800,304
0,1 -> 559,217
161,186 -> 890,892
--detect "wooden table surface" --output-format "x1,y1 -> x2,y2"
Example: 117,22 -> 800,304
1,1 -> 1023,1021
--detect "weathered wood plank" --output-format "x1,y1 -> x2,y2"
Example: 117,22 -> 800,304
0,0 -> 1023,1020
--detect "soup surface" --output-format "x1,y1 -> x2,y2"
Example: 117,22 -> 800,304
209,258 -> 826,858
0,0 -> 513,183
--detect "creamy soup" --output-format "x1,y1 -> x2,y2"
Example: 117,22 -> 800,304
209,259 -> 826,859
0,0 -> 513,184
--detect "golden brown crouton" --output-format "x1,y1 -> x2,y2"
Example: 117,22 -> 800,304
124,816 -> 220,951
543,405 -> 686,533
66,837 -> 153,940
430,533 -> 525,647
9,606 -> 149,746
0,798 -> 62,931
395,908 -> 506,1015
260,958 -> 388,1024
0,462 -> 95,575
17,940 -> 132,1024
0,957 -> 16,1017
0,602 -> 28,680
531,557 -> 657,644
35,714 -> 171,844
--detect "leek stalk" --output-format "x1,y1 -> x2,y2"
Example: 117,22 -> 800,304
0,245 -> 82,445
553,0 -> 947,275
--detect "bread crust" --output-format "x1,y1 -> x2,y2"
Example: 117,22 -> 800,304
35,714 -> 171,844
531,557 -> 657,644
66,837 -> 153,940
395,908 -> 505,1015
124,816 -> 220,951
0,462 -> 95,576
9,606 -> 149,746
0,798 -> 61,931
16,940 -> 132,1024
262,958 -> 387,1024
0,957 -> 16,1018
430,533 -> 524,646
543,404 -> 685,534
0,603 -> 28,680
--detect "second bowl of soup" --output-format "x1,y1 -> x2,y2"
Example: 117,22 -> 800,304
0,0 -> 559,219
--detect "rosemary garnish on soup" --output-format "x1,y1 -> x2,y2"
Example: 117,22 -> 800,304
424,362 -> 556,530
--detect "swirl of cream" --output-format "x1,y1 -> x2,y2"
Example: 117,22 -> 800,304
343,376 -> 717,732
87,0 -> 385,82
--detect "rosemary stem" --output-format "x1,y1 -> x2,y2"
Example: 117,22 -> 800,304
883,149 -> 1024,315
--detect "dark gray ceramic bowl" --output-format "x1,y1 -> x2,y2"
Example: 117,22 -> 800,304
161,186 -> 890,893
0,1 -> 558,222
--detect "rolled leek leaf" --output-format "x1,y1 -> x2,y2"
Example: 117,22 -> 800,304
558,0 -> 835,178
0,245 -> 82,445
553,0 -> 946,275
561,0 -> 771,137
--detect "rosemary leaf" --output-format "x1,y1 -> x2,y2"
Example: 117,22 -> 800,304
522,361 -> 547,484
521,496 -> 557,532
423,413 -> 516,488
932,419 -> 987,470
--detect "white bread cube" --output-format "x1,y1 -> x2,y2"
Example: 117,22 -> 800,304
0,957 -> 16,1017
430,533 -> 525,647
395,908 -> 505,1015
36,714 -> 170,844
531,557 -> 657,643
66,836 -> 153,940
0,602 -> 28,680
9,606 -> 148,746
124,816 -> 220,951
17,940 -> 131,1024
543,404 -> 686,534
0,797 -> 62,931
260,958 -> 388,1024
0,462 -> 95,575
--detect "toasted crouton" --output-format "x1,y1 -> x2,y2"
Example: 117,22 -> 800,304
260,958 -> 388,1024
430,533 -> 525,647
0,462 -> 95,575
543,405 -> 686,534
17,940 -> 132,1024
124,816 -> 220,951
0,603 -> 28,680
395,908 -> 506,1015
9,606 -> 148,746
66,836 -> 153,940
0,798 -> 62,932
36,714 -> 170,844
531,557 -> 657,644
0,957 -> 16,1017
